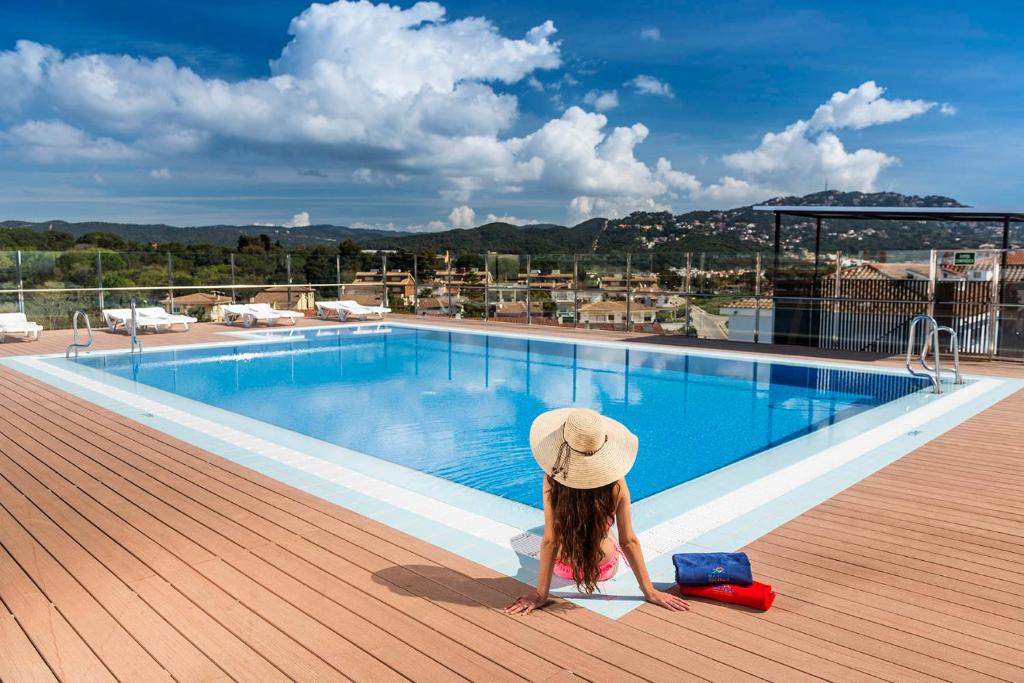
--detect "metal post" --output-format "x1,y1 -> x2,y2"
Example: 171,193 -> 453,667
483,254 -> 490,322
813,217 -> 822,296
166,252 -> 174,312
684,252 -> 692,337
413,254 -> 419,312
927,249 -> 937,320
754,252 -> 762,344
832,251 -> 842,346
447,260 -> 453,318
15,250 -> 24,314
229,253 -> 237,303
773,212 -> 782,282
989,252 -> 1001,359
526,255 -> 532,325
572,254 -> 579,328
625,253 -> 633,332
336,255 -> 342,301
381,254 -> 389,308
286,253 -> 294,309
96,251 -> 105,309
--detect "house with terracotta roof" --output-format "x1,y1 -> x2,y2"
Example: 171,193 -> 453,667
343,271 -> 415,304
159,291 -> 233,322
250,285 -> 315,311
578,300 -> 655,326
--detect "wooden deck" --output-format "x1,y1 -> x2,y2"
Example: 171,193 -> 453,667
0,320 -> 1021,682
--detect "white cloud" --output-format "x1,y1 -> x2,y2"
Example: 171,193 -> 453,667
628,75 -> 673,98
284,211 -> 311,228
255,210 -> 312,228
807,81 -> 935,131
0,1 -> 560,192
717,81 -> 936,198
2,120 -> 139,163
448,205 -> 476,229
484,213 -> 535,225
568,195 -> 671,223
940,102 -> 957,116
639,27 -> 662,41
583,89 -> 619,111
149,167 -> 171,179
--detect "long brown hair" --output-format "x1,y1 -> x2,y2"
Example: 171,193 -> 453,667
547,475 -> 618,594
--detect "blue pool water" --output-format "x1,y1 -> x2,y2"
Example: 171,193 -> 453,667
75,325 -> 928,508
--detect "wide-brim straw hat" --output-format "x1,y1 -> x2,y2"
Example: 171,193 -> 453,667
530,408 -> 638,489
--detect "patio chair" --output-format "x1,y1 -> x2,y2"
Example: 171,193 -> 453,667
0,312 -> 43,342
102,308 -> 171,334
137,307 -> 197,331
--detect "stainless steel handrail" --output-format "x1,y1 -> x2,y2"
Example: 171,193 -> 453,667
906,314 -> 963,393
129,299 -> 142,354
65,310 -> 94,359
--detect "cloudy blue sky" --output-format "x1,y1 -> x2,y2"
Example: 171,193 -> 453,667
0,0 -> 1021,229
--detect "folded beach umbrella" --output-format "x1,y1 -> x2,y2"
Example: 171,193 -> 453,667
677,581 -> 776,611
672,552 -> 754,586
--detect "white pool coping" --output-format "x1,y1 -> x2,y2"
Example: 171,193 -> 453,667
6,322 -> 1020,619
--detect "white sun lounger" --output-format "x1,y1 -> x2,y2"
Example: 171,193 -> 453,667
102,308 -> 172,334
0,312 -> 43,342
137,307 -> 197,331
324,300 -> 390,321
223,304 -> 303,328
247,303 -> 303,325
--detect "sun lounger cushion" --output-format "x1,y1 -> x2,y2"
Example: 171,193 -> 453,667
672,552 -> 753,586
677,581 -> 775,610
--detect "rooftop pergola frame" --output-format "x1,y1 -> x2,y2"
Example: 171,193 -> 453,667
753,205 -> 1024,277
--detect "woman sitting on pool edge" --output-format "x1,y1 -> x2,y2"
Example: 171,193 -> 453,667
505,408 -> 689,615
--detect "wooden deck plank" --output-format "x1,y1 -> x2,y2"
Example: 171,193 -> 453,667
0,611 -> 58,683
0,321 -> 1021,682
0,501 -> 172,682
0,374 -> 704,683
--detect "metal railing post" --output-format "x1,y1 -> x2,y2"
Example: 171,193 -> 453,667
754,252 -> 762,343
166,252 -> 174,312
285,253 -> 293,309
229,253 -> 237,303
573,254 -> 579,328
483,253 -> 490,322
413,254 -> 419,312
96,251 -> 105,309
526,255 -> 533,325
336,255 -> 342,301
684,253 -> 692,337
15,250 -> 24,314
989,251 -> 1001,359
447,260 -> 453,318
381,253 -> 389,308
625,252 -> 633,332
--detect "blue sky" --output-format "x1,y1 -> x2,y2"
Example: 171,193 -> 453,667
0,0 -> 1021,229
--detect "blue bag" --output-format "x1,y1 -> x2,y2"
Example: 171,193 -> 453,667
672,552 -> 753,586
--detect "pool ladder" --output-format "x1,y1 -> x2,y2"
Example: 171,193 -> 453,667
128,299 -> 143,355
905,314 -> 963,394
66,310 -> 94,359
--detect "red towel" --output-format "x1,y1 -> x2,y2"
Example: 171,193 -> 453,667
677,581 -> 776,611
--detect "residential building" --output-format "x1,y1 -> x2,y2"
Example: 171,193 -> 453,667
160,291 -> 232,322
250,285 -> 315,311
578,300 -> 655,326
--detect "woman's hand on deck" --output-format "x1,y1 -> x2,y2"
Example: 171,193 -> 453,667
504,593 -> 549,615
644,589 -> 690,611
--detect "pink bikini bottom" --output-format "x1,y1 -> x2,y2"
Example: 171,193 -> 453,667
553,540 -> 623,583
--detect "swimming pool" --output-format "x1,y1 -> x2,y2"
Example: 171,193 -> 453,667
71,325 -> 928,508
6,322 -> 1016,618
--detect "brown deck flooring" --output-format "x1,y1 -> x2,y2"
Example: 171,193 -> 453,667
0,320 -> 1022,681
